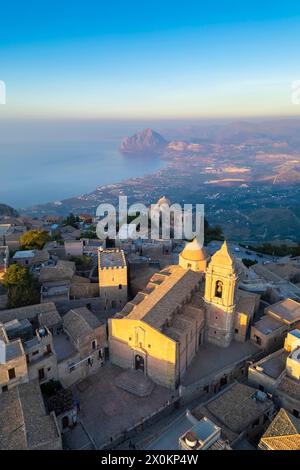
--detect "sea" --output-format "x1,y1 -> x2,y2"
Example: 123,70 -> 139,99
0,132 -> 165,210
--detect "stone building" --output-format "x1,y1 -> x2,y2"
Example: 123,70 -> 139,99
251,298 -> 300,353
0,331 -> 28,393
0,380 -> 62,450
192,382 -> 274,448
248,329 -> 300,418
109,264 -> 204,389
0,320 -> 58,393
0,302 -> 63,334
98,248 -> 128,310
258,408 -> 300,450
55,307 -> 107,388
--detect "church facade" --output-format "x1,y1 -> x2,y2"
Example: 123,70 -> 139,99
109,240 -> 256,389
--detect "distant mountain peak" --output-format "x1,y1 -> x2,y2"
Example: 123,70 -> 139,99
120,128 -> 167,155
0,203 -> 19,217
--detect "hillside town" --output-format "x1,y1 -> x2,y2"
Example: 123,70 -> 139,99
1,198 -> 300,450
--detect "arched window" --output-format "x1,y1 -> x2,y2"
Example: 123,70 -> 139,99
215,280 -> 223,298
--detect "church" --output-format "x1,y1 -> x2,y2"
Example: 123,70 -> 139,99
108,240 -> 258,389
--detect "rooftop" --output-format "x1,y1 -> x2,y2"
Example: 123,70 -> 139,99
253,315 -> 285,335
13,250 -> 35,259
39,260 -> 76,283
236,289 -> 260,317
125,265 -> 201,331
251,348 -> 289,379
0,302 -> 60,324
0,380 -> 60,450
0,302 -> 61,330
180,417 -> 220,450
3,339 -> 24,361
266,298 -> 300,325
192,382 -> 272,443
277,374 -> 300,400
260,408 -> 300,450
180,238 -> 208,262
63,307 -> 101,343
52,333 -> 77,361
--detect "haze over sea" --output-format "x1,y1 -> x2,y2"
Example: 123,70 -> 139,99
0,120 -> 169,209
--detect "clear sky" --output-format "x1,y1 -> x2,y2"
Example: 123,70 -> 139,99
1,1 -> 300,119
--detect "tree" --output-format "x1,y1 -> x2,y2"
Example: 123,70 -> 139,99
20,230 -> 51,250
2,264 -> 40,308
63,213 -> 80,228
204,219 -> 223,243
69,255 -> 93,270
242,258 -> 257,268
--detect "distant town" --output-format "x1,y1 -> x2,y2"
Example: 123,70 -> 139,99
1,197 -> 300,450
23,123 -> 300,243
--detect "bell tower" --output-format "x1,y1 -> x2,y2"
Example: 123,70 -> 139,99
204,241 -> 238,347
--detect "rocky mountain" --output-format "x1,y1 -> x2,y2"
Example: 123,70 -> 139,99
120,128 -> 167,155
0,203 -> 19,217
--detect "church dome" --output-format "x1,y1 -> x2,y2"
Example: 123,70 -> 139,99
180,238 -> 207,262
156,195 -> 171,206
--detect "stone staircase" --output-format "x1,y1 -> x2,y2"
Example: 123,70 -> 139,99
115,369 -> 155,397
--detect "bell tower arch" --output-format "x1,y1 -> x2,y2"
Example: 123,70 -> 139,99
204,241 -> 238,347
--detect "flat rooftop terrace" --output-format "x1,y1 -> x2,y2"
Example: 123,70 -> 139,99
252,349 -> 288,380
146,412 -> 195,450
52,333 -> 76,361
182,340 -> 260,387
99,249 -> 126,269
253,315 -> 284,335
266,298 -> 300,325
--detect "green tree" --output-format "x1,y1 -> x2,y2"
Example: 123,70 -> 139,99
63,213 -> 80,228
2,264 -> 40,308
69,255 -> 93,270
242,258 -> 257,268
204,219 -> 223,243
20,230 -> 51,250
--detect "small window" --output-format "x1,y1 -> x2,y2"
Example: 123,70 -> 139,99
38,368 -> 45,381
118,284 -> 122,290
8,368 -> 16,380
2,385 -> 8,392
234,328 -> 239,334
293,409 -> 299,418
252,418 -> 260,428
92,340 -> 97,350
259,385 -> 265,392
254,335 -> 262,346
32,350 -> 39,356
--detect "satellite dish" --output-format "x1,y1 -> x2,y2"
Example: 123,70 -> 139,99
0,340 -> 6,364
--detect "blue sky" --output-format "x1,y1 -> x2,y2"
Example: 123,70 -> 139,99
1,1 -> 300,119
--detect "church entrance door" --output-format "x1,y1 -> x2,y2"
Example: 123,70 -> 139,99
134,354 -> 145,372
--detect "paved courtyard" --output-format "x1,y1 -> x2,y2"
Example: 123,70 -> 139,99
182,340 -> 260,386
63,364 -> 174,449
